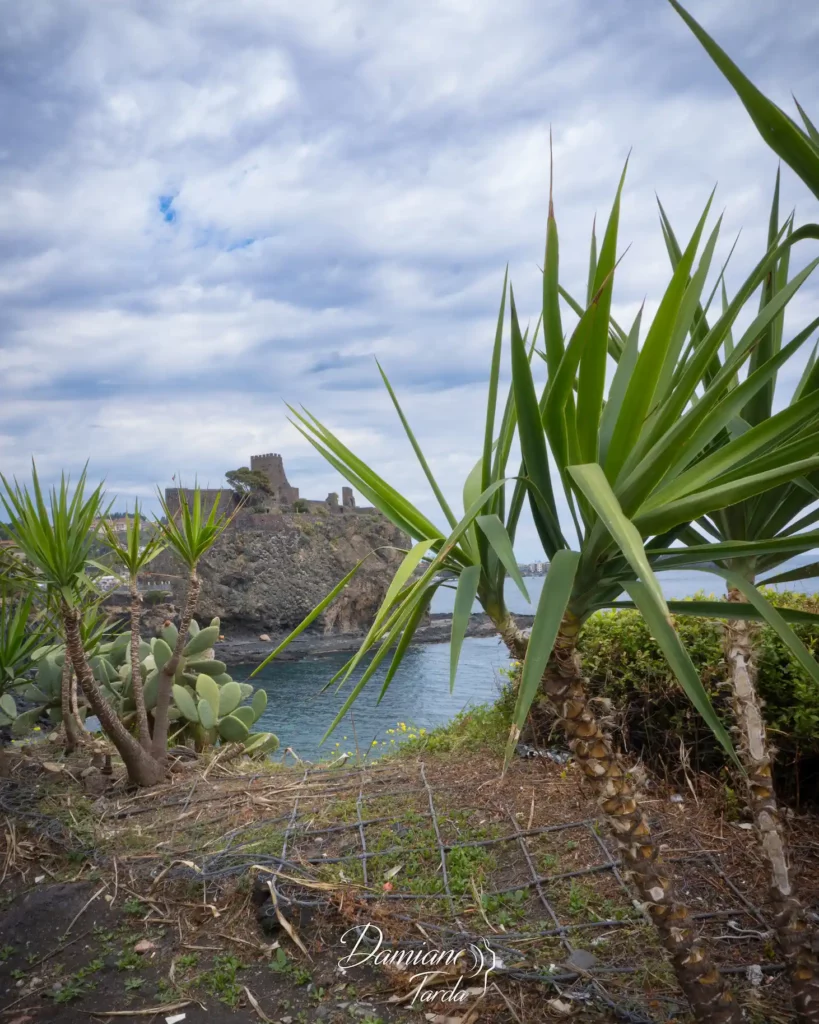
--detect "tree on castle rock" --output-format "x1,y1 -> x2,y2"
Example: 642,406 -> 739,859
225,467 -> 273,496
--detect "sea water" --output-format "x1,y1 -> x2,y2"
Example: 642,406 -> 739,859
246,558 -> 815,761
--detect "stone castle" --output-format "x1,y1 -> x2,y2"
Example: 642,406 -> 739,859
165,453 -> 362,518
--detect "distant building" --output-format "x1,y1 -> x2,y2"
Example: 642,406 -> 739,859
250,452 -> 299,505
163,452 -> 363,520
92,517 -> 129,533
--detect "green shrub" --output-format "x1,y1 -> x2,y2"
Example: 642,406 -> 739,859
391,594 -> 819,805
578,590 -> 819,803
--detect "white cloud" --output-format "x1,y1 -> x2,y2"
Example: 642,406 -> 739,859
1,0 -> 818,558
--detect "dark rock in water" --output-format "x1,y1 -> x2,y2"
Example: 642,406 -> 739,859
211,612 -> 535,667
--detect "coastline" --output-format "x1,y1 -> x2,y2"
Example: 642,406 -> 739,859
214,612 -> 534,666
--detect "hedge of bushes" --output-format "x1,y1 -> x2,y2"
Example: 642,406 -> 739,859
578,590 -> 819,806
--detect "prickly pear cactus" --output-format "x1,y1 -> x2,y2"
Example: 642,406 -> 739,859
94,617 -> 278,758
16,618 -> 278,758
0,690 -> 34,735
6,645 -> 86,738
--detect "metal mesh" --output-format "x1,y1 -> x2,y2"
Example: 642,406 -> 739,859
1,757 -> 784,1023
178,760 -> 779,1023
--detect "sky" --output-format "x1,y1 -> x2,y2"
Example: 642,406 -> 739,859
1,0 -> 818,559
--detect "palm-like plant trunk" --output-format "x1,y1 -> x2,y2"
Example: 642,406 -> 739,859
61,604 -> 163,787
498,616 -> 529,662
60,658 -> 84,753
506,612 -> 741,1023
724,586 -> 819,1021
69,669 -> 83,731
129,578 -> 152,752
151,570 -> 200,760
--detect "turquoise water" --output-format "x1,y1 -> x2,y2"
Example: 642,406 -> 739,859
241,636 -> 510,762
245,560 -> 816,762
85,562 -> 814,756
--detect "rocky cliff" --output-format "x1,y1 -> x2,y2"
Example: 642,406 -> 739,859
151,510 -> 408,635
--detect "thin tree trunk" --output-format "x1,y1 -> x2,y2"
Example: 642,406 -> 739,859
69,668 -> 84,736
60,658 -> 83,753
129,578 -> 152,751
506,612 -> 740,1023
151,569 -> 200,760
724,586 -> 819,1022
61,603 -> 163,787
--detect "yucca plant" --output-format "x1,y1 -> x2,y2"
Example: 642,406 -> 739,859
271,164 -> 819,1019
0,590 -> 47,731
668,0 -> 819,202
658,12 -> 819,1016
151,488 -> 233,759
0,464 -> 164,785
502,172 -> 819,1024
57,594 -> 114,751
253,272 -> 539,697
100,506 -> 166,751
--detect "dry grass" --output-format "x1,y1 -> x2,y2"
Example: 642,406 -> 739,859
1,740 -> 817,1023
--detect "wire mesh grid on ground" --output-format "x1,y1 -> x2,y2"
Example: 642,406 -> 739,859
175,758 -> 781,1023
3,752 -> 800,1023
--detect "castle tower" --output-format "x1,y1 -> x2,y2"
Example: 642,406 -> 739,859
250,452 -> 299,504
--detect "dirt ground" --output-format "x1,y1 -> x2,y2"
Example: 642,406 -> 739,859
1,742 -> 817,1024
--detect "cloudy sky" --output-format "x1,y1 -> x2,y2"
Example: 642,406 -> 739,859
1,0 -> 818,559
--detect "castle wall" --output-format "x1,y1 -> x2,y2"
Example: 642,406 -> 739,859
165,455 -> 373,522
164,488 -> 235,519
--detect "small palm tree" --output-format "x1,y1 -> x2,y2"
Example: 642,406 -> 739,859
100,507 -> 166,751
56,594 -> 113,752
653,172 -> 819,999
151,488 -> 233,758
0,464 -> 164,786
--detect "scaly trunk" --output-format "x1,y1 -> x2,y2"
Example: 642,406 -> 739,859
151,569 -> 200,760
538,613 -> 741,1024
498,614 -> 529,663
724,586 -> 819,1022
129,579 -> 152,751
61,604 -> 163,788
60,657 -> 83,753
